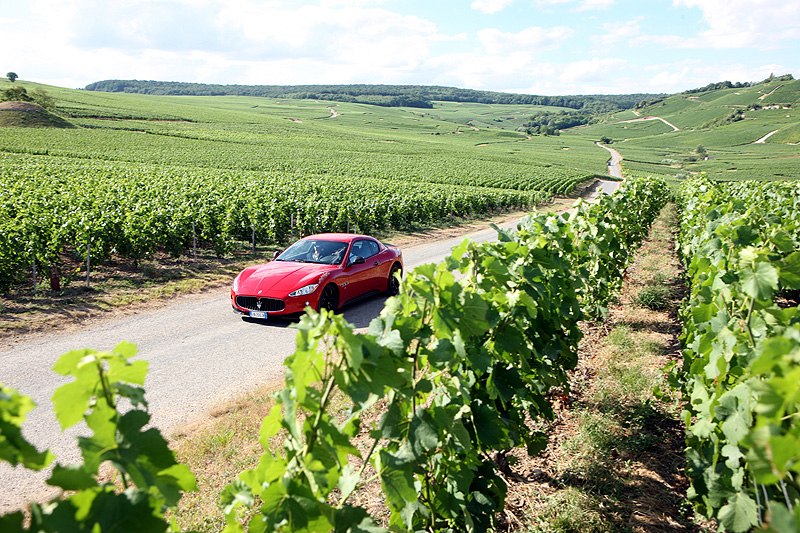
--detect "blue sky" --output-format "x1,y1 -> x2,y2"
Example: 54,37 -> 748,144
2,0 -> 799,95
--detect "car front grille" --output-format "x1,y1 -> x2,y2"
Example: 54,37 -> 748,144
236,296 -> 285,312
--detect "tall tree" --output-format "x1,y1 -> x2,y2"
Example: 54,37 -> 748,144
6,72 -> 18,82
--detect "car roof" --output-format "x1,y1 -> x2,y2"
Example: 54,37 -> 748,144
304,233 -> 371,242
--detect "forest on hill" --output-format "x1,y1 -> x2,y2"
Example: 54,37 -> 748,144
84,79 -> 660,112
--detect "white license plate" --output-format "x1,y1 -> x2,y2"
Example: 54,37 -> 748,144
250,310 -> 268,319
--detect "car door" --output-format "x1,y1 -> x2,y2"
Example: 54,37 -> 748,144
361,239 -> 388,292
338,239 -> 375,303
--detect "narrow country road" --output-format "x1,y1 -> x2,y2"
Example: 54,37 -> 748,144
597,142 -> 623,179
0,180 -> 620,513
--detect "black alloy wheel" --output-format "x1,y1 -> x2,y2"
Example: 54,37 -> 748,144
386,264 -> 402,296
318,285 -> 339,313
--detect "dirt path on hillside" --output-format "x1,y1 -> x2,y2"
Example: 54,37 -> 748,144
754,129 -> 779,143
615,116 -> 680,132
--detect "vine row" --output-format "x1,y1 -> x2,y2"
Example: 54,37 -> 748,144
0,177 -> 668,531
673,178 -> 800,532
0,153 -> 547,292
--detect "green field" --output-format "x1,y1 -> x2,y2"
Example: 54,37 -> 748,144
0,80 -> 615,290
0,80 -> 608,191
564,77 -> 800,184
2,76 -> 797,291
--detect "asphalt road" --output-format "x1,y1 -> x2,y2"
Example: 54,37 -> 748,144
0,179 -> 619,512
597,142 -> 623,179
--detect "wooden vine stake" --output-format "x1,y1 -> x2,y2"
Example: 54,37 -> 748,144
86,240 -> 91,287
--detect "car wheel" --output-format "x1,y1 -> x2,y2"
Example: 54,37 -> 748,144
386,264 -> 402,296
318,284 -> 339,313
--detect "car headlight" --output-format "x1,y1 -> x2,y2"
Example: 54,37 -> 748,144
232,274 -> 240,292
289,283 -> 319,297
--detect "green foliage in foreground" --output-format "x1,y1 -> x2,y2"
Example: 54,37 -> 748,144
0,343 -> 196,532
673,178 -> 800,532
218,177 -> 668,532
1,178 -> 668,531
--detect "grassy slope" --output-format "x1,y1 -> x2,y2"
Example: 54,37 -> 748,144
0,80 -> 608,193
563,78 -> 800,184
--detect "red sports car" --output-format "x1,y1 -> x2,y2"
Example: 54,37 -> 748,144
231,233 -> 403,319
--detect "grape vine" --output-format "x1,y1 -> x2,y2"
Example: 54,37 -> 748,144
1,177 -> 668,531
673,178 -> 800,532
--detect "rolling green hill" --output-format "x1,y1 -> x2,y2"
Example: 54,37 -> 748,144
563,75 -> 800,183
3,75 -> 797,198
0,79 -> 607,191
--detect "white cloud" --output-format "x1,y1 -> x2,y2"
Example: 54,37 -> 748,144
7,0 -> 456,87
576,0 -> 614,11
673,0 -> 800,49
4,0 -> 797,94
640,59 -> 793,93
478,25 -> 574,55
470,0 -> 514,14
318,0 -> 388,6
532,0 -> 614,13
532,0 -> 572,7
635,34 -> 703,49
428,51 -> 557,91
560,57 -> 627,83
595,18 -> 641,46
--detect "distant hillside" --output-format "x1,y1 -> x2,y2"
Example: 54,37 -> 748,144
563,73 -> 800,184
632,74 -> 799,129
84,80 -> 660,112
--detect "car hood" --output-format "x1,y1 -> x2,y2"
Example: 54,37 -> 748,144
237,261 -> 334,295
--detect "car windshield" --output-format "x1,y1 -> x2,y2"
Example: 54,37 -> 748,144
275,239 -> 349,265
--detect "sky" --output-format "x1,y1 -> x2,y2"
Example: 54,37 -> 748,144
2,0 -> 799,95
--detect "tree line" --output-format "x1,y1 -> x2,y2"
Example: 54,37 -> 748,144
522,109 -> 597,135
84,79 -> 659,111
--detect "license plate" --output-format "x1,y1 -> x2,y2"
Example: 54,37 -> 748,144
250,310 -> 267,319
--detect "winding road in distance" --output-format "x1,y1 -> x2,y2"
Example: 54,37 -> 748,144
0,179 -> 620,513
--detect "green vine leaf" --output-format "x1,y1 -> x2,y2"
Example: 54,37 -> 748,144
0,385 -> 54,470
718,492 -> 758,532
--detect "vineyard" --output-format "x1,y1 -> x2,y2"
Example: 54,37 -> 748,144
0,152 -> 552,291
563,76 -> 800,185
673,178 -> 800,532
0,81 -> 611,293
4,77 -> 800,531
0,178 -> 669,531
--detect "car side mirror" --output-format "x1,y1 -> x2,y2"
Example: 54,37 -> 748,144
348,255 -> 365,266
273,250 -> 281,260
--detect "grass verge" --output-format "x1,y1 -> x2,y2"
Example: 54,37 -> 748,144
505,204 -> 709,532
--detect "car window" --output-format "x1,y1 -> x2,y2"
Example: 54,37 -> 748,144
277,239 -> 348,265
351,239 -> 378,259
366,240 -> 379,257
